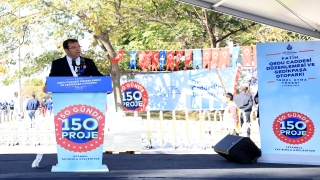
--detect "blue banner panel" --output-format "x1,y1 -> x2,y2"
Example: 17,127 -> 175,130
51,92 -> 108,172
257,41 -> 320,165
193,49 -> 202,70
130,50 -> 137,70
231,46 -> 240,67
159,50 -> 166,71
46,76 -> 112,93
120,68 -> 238,111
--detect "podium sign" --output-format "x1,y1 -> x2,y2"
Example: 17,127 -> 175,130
257,41 -> 320,165
47,76 -> 112,172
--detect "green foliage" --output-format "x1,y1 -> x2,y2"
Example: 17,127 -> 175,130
0,0 -> 313,84
24,78 -> 44,87
83,48 -> 111,75
236,25 -> 314,45
22,78 -> 48,100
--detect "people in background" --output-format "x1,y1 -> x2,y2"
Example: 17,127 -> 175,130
26,94 -> 40,128
254,91 -> 259,127
0,101 -> 8,122
222,93 -> 241,135
234,86 -> 253,138
41,98 -> 47,117
1,101 -> 8,119
46,97 -> 53,115
9,100 -> 14,120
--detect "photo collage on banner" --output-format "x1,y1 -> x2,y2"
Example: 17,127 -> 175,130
119,67 -> 239,111
257,41 -> 320,165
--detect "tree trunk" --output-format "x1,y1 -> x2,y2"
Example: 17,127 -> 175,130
202,9 -> 217,48
216,28 -> 222,48
98,33 -> 124,112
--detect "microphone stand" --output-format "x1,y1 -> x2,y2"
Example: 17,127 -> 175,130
72,59 -> 77,76
79,57 -> 85,76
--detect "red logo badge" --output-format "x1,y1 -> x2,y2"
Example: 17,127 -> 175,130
55,104 -> 105,152
121,81 -> 148,111
273,112 -> 315,144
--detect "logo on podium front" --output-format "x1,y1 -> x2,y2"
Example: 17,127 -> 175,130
55,104 -> 105,152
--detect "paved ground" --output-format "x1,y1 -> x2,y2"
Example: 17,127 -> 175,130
1,146 -> 320,180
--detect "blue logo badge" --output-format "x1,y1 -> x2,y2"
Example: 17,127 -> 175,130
287,44 -> 292,50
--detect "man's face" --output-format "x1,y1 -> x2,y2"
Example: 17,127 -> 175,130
64,42 -> 81,59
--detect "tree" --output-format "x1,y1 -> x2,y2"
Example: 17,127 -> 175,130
142,1 -> 258,48
22,78 -> 48,100
236,25 -> 313,45
0,0 -> 157,112
0,0 -> 313,113
0,0 -> 209,111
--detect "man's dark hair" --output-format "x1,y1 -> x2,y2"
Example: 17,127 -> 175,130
239,86 -> 248,93
225,92 -> 233,101
63,39 -> 79,49
32,94 -> 36,98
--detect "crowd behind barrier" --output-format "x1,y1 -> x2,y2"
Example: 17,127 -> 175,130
0,108 -> 260,150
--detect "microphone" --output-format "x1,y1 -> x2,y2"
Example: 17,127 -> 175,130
80,57 -> 85,66
79,57 -> 85,76
71,58 -> 76,66
71,58 -> 76,72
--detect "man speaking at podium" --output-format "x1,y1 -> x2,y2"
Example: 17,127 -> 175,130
36,39 -> 110,169
43,39 -> 106,93
49,39 -> 103,77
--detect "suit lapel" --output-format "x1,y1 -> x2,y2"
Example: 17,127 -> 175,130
62,56 -> 73,76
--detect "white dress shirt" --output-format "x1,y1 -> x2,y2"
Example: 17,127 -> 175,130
66,56 -> 80,77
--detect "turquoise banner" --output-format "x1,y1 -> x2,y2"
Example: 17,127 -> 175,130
257,41 -> 320,165
119,68 -> 239,111
46,76 -> 112,93
51,92 -> 108,172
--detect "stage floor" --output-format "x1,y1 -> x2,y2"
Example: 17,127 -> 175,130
0,149 -> 319,180
0,118 -> 318,179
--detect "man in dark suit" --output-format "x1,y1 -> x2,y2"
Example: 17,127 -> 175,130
43,39 -> 104,92
49,39 -> 103,77
38,39 -> 107,167
234,86 -> 253,138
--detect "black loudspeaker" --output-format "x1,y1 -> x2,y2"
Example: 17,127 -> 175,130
213,135 -> 261,164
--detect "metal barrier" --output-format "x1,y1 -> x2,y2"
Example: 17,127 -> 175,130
0,110 -> 56,146
141,110 -> 227,150
141,109 -> 260,150
0,109 -> 260,150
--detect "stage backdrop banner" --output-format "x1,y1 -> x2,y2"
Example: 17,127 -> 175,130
257,41 -> 320,165
120,68 -> 238,111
